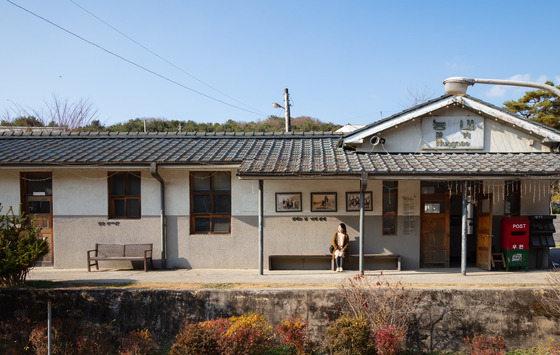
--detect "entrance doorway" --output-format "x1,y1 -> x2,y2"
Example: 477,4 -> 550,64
420,193 -> 450,267
21,172 -> 53,266
420,181 -> 486,268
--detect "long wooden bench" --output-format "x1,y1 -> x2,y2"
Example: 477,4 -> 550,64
87,243 -> 153,272
348,254 -> 401,271
269,253 -> 400,271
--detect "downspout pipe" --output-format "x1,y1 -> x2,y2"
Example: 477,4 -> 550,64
150,162 -> 167,269
258,180 -> 264,275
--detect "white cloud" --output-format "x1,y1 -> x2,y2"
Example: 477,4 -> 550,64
508,73 -> 532,82
486,85 -> 507,98
486,73 -> 531,98
536,75 -> 548,83
482,73 -> 560,99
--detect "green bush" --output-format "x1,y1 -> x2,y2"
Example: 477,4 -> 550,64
325,314 -> 375,355
0,206 -> 49,287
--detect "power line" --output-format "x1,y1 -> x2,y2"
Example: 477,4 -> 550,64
68,0 -> 265,115
6,0 -> 265,117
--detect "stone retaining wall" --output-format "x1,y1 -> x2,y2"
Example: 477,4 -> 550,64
1,287 -> 559,352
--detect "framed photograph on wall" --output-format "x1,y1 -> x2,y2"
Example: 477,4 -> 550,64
275,192 -> 302,212
311,192 -> 337,212
346,191 -> 373,212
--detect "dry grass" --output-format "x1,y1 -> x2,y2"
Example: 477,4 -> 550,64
18,280 -> 550,290
21,280 -> 342,290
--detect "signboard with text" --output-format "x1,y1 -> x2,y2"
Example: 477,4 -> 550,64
422,116 -> 484,150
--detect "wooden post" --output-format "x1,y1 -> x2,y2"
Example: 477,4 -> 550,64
461,181 -> 468,276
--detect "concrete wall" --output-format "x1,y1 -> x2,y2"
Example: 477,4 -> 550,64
1,287 -> 558,352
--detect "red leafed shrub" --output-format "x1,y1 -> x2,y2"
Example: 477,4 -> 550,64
170,318 -> 230,354
373,323 -> 406,355
118,329 -> 155,355
171,313 -> 272,355
0,319 -> 32,355
275,314 -> 310,354
463,334 -> 506,355
341,273 -> 419,334
29,319 -> 116,355
29,319 -> 79,355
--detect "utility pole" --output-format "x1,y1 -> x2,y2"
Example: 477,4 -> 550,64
284,88 -> 291,133
273,88 -> 291,132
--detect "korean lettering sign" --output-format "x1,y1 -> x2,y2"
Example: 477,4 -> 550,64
422,116 -> 484,150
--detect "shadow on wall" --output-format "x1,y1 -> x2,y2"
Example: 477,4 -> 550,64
162,216 -> 191,269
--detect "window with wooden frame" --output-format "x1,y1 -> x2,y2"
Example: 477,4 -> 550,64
383,181 -> 398,235
108,172 -> 141,219
504,180 -> 520,217
190,172 -> 231,234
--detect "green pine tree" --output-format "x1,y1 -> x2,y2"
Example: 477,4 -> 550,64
503,81 -> 560,130
0,206 -> 49,287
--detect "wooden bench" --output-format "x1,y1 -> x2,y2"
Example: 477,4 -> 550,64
269,254 -> 332,270
87,243 -> 153,272
269,253 -> 401,271
348,254 -> 401,271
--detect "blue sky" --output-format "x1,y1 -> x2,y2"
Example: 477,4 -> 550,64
2,1 -> 559,127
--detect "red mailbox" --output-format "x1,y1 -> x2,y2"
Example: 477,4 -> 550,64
500,217 -> 530,250
500,217 -> 530,271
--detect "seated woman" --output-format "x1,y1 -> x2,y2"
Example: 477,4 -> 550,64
331,223 -> 349,272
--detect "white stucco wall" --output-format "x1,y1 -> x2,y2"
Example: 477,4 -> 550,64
158,168 -> 189,216
0,170 -> 22,212
53,169 -> 107,216
51,168 -> 164,217
520,180 -> 553,216
1,150 -> 554,271
481,179 -> 552,217
170,176 -> 422,270
357,106 -> 550,153
484,119 -> 548,152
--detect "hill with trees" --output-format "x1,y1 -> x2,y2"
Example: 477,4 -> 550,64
1,95 -> 341,133
98,115 -> 341,133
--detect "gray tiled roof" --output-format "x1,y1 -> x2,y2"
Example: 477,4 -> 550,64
0,131 -> 338,166
1,131 -> 559,177
239,142 -> 560,177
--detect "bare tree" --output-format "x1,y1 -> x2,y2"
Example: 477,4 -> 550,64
2,95 -> 98,131
35,95 -> 98,131
1,101 -> 37,125
405,86 -> 434,108
544,267 -> 560,316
